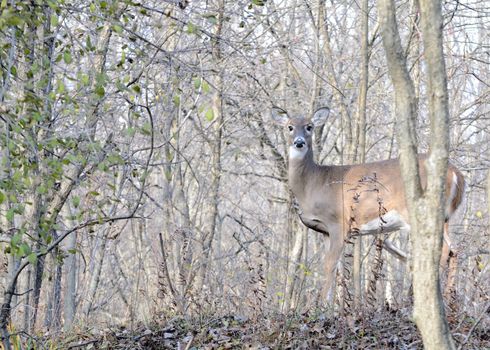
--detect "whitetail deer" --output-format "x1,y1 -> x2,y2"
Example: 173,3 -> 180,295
272,106 -> 465,298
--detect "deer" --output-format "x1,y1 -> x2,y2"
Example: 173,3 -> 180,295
272,106 -> 465,299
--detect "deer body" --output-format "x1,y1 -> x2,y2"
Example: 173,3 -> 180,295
273,107 -> 465,297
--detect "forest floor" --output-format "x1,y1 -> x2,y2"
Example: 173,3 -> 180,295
28,309 -> 489,349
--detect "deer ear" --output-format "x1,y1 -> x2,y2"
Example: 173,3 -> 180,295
311,107 -> 330,126
271,107 -> 289,126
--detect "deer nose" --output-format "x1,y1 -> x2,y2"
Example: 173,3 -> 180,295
294,137 -> 306,148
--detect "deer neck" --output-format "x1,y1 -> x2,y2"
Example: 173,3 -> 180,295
288,148 -> 321,200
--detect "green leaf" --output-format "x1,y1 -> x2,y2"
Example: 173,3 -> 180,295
0,191 -> 6,205
173,94 -> 180,106
95,85 -> 105,97
11,233 -> 21,247
95,72 -> 107,84
27,253 -> 37,264
6,208 -> 14,222
186,22 -> 197,34
20,243 -> 31,256
97,162 -> 108,172
80,74 -> 90,86
141,122 -> 151,135
205,108 -> 214,121
252,0 -> 266,5
89,2 -> 96,12
113,24 -> 123,34
5,14 -> 24,27
193,77 -> 201,90
63,50 -> 72,64
36,185 -> 47,194
202,81 -> 210,93
119,50 -> 126,65
50,14 -> 58,27
72,196 -> 80,208
132,85 -> 141,94
86,35 -> 93,51
56,81 -> 65,94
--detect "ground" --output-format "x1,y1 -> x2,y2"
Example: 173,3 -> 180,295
23,309 -> 490,349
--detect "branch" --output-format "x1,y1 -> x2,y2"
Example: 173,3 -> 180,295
457,302 -> 490,350
0,214 -> 138,329
46,134 -> 115,223
377,0 -> 422,203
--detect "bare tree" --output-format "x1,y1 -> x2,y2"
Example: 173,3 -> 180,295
378,0 -> 459,347
0,1 -> 487,348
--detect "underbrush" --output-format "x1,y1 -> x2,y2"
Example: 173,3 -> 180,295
10,309 -> 489,350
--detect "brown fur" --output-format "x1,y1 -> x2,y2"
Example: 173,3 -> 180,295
272,107 -> 465,299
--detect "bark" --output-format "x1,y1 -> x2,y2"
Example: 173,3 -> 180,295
378,0 -> 456,348
23,5 -> 54,330
377,0 -> 421,200
319,3 -> 353,157
0,14 -> 17,317
82,226 -> 110,318
77,21 -> 115,319
413,0 -> 455,348
353,0 -> 370,308
173,135 -> 193,306
44,243 -> 62,331
195,0 -> 225,293
487,170 -> 490,226
63,226 -> 78,330
129,220 -> 145,327
283,202 -> 304,312
82,169 -> 125,318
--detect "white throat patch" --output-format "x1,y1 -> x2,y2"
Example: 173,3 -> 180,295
289,146 -> 308,159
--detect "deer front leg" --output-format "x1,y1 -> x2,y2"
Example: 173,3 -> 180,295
321,227 -> 344,303
442,223 -> 458,301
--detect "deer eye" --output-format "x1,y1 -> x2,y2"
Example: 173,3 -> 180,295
288,125 -> 294,132
306,125 -> 313,132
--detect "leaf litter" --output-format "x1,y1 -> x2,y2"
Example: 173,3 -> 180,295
45,309 -> 489,349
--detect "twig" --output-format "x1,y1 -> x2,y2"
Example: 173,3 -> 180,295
10,289 -> 33,297
184,335 -> 194,350
457,302 -> 490,350
67,339 -> 98,349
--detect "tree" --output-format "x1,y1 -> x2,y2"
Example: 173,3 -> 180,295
377,0 -> 457,348
0,0 -> 487,347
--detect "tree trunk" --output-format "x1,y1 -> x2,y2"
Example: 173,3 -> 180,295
63,226 -> 78,330
195,0 -> 225,293
487,169 -> 490,226
412,0 -> 455,348
82,170 -> 125,318
44,243 -> 62,331
353,0 -> 370,308
283,202 -> 304,311
378,0 -> 456,348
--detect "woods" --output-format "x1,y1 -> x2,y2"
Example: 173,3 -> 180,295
0,0 -> 488,348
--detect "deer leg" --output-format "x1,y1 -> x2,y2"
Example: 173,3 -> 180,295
440,223 -> 451,271
322,229 -> 344,304
383,239 -> 407,262
442,223 -> 458,305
